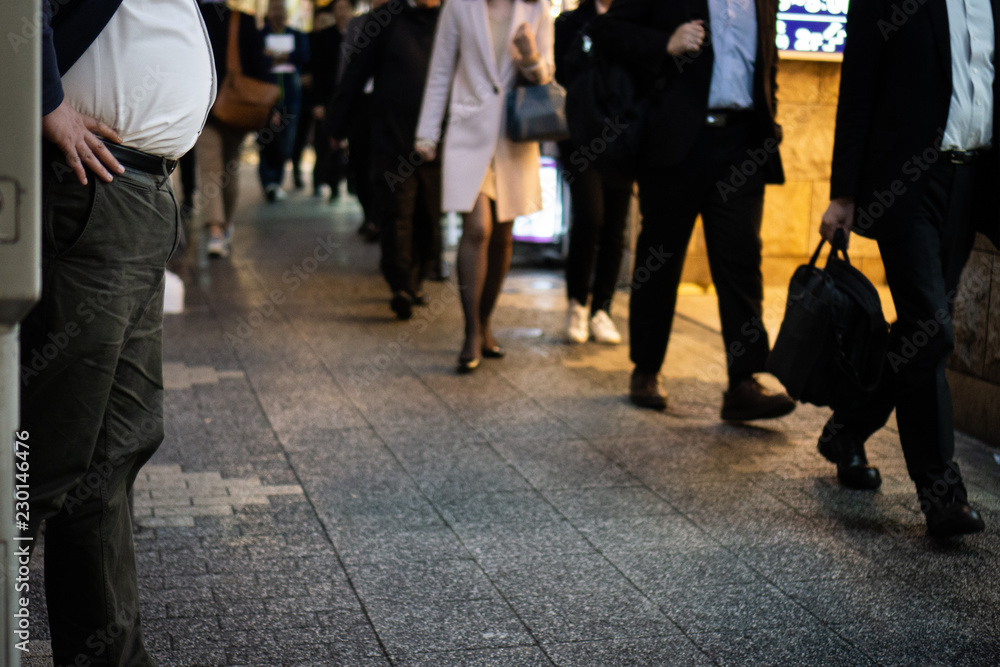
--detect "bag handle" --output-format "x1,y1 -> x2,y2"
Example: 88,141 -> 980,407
227,11 -> 242,78
809,228 -> 852,269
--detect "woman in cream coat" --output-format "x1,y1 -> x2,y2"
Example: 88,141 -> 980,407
415,0 -> 554,372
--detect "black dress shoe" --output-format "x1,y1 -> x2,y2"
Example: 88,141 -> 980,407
456,357 -> 480,374
817,417 -> 881,490
926,501 -> 985,538
481,345 -> 505,359
720,377 -> 796,421
390,291 -> 413,320
630,369 -> 667,410
411,292 -> 429,307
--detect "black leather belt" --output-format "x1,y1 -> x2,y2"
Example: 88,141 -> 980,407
102,140 -> 178,175
705,110 -> 754,127
942,148 -> 987,165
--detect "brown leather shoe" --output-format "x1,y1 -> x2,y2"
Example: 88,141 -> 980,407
721,377 -> 796,421
630,369 -> 667,410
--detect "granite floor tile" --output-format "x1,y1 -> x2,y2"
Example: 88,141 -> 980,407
365,598 -> 536,656
689,626 -> 874,666
652,581 -> 816,633
544,637 -> 714,667
346,558 -> 498,603
392,646 -> 555,666
510,589 -> 682,643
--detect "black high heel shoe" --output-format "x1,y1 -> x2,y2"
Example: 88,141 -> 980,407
456,357 -> 481,374
481,345 -> 505,359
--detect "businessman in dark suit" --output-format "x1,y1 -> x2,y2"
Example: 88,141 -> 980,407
592,0 -> 795,421
820,0 -> 996,537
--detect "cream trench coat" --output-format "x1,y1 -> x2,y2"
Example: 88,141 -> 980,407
416,0 -> 554,222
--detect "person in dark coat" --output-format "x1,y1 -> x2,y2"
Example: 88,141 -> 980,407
555,0 -> 632,346
334,0 -> 383,238
592,0 -> 796,422
818,0 -> 995,537
328,0 -> 443,320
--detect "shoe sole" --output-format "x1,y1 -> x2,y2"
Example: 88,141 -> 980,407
456,358 -> 480,374
928,521 -> 986,539
721,402 -> 796,422
630,395 -> 667,411
836,471 -> 882,490
390,296 -> 413,320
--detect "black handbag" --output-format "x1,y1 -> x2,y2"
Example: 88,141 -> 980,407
767,232 -> 890,409
506,81 -> 571,143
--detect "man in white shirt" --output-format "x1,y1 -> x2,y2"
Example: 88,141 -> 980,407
820,0 -> 997,538
24,0 -> 215,663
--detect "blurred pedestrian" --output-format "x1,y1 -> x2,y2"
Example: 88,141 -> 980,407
817,0 -> 995,536
593,0 -> 796,421
329,0 -> 443,320
416,0 -> 555,372
26,0 -> 215,663
555,0 -> 632,346
259,0 -> 310,203
305,0 -> 353,199
196,0 -> 268,258
337,0 -> 384,238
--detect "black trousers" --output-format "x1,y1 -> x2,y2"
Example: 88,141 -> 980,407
347,95 -> 375,219
630,118 -> 770,381
834,157 -> 987,498
20,146 -> 179,667
372,153 -> 443,295
564,162 -> 633,314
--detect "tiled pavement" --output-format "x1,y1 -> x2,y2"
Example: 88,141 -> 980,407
23,170 -> 1000,666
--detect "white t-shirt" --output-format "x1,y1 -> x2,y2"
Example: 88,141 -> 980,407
61,0 -> 217,159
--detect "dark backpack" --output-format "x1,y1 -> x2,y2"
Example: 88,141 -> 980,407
562,29 -> 647,186
767,235 -> 889,409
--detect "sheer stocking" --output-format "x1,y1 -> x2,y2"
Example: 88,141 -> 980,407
457,194 -> 513,360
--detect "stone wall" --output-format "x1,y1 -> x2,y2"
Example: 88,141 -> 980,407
948,236 -> 1000,446
681,58 -> 887,287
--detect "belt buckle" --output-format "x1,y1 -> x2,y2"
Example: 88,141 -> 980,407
948,149 -> 981,165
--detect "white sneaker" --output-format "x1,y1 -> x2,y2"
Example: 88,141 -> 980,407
265,184 -> 286,203
565,300 -> 589,344
589,310 -> 622,345
206,235 -> 229,259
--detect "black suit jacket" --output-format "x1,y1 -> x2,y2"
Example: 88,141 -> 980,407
831,0 -> 1000,246
591,0 -> 783,183
554,2 -> 598,90
326,0 -> 440,157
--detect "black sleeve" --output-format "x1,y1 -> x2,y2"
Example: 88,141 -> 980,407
829,0 -> 885,200
553,13 -> 579,88
42,0 -> 64,115
326,22 -> 380,140
590,0 -> 671,76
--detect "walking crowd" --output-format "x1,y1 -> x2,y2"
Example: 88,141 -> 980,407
26,0 -> 997,663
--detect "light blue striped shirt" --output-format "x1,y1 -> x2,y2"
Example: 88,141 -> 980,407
707,0 -> 757,110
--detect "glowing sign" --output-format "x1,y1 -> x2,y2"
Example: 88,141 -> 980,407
777,0 -> 849,57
